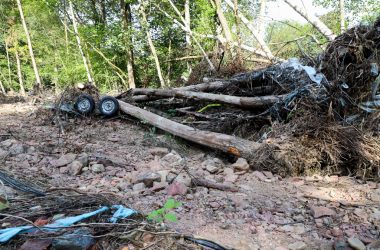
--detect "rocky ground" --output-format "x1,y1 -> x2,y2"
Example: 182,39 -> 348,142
0,101 -> 380,250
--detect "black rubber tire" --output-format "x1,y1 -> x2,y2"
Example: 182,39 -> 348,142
74,94 -> 95,114
99,96 -> 119,117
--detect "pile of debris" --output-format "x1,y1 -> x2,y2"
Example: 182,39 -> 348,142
117,18 -> 380,179
51,18 -> 380,180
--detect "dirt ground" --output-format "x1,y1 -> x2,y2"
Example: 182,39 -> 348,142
0,100 -> 380,250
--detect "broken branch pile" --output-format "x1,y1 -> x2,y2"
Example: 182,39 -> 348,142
52,17 -> 380,179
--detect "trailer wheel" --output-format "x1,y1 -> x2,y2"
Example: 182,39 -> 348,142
74,94 -> 95,114
99,96 -> 119,117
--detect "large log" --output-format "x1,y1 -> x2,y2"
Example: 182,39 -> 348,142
129,88 -> 284,108
118,100 -> 260,158
132,85 -> 275,102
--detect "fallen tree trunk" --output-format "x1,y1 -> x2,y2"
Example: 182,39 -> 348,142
130,88 -> 284,108
132,85 -> 275,102
118,100 -> 260,158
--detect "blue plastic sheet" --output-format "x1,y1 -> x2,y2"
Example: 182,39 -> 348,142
110,205 -> 136,223
0,205 -> 136,243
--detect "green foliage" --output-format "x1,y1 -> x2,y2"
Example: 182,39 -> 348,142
0,198 -> 9,211
147,198 -> 182,223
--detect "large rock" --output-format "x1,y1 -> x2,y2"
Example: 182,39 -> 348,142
232,158 -> 250,171
52,153 -> 77,167
69,161 -> 84,175
175,173 -> 192,187
0,139 -> 17,148
0,148 -> 8,159
133,183 -> 146,191
51,228 -> 95,250
347,238 -> 366,250
76,153 -> 89,167
9,144 -> 26,156
288,241 -> 307,250
91,164 -> 105,173
137,172 -> 161,187
148,147 -> 169,156
167,181 -> 188,196
157,170 -> 169,183
253,171 -> 268,181
224,168 -> 238,183
160,151 -> 183,168
310,206 -> 336,218
202,158 -> 224,174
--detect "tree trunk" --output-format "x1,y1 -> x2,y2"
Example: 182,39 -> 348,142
90,0 -> 100,25
339,0 -> 345,34
101,0 -> 106,24
130,88 -> 285,108
4,40 -> 12,87
118,100 -> 260,158
15,48 -> 25,96
121,0 -> 136,88
283,0 -> 336,41
215,0 -> 234,55
69,0 -> 94,84
166,38 -> 172,82
16,0 -> 42,92
224,0 -> 274,60
184,0 -> 191,47
184,0 -> 192,74
139,2 -> 166,87
0,79 -> 5,94
233,0 -> 242,60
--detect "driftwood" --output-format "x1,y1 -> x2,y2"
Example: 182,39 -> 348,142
129,88 -> 284,108
118,100 -> 260,158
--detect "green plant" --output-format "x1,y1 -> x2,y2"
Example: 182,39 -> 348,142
147,198 -> 182,223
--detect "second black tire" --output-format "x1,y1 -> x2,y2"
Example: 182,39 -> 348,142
99,96 -> 119,117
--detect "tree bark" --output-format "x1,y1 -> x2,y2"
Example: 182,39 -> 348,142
139,2 -> 166,87
118,100 -> 260,158
339,0 -> 345,34
130,88 -> 285,108
224,0 -> 274,60
121,0 -> 136,88
14,48 -> 25,96
69,0 -> 94,85
283,0 -> 336,41
16,0 -> 42,92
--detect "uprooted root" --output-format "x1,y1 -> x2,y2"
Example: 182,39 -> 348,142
252,117 -> 380,179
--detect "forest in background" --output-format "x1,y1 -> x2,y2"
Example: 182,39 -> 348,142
0,0 -> 379,94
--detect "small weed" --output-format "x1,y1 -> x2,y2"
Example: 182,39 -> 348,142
147,198 -> 182,223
